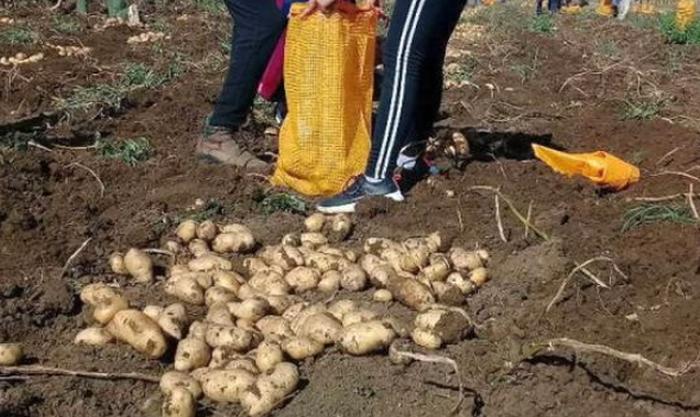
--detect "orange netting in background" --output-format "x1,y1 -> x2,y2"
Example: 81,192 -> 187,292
272,3 -> 377,196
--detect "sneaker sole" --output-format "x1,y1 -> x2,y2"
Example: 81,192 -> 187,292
316,190 -> 405,214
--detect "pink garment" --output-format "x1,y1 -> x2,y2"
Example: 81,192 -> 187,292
257,0 -> 287,100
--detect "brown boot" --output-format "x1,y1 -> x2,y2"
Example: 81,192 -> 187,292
196,125 -> 270,173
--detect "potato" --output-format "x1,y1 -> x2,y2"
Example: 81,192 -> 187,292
359,253 -> 384,274
386,275 -> 435,311
368,265 -> 396,288
281,233 -> 301,247
176,220 -> 197,242
160,371 -> 203,398
415,308 -> 471,344
240,362 -> 299,416
175,337 -> 211,372
327,299 -> 357,321
158,303 -> 188,339
188,239 -> 209,257
306,252 -> 342,274
269,245 -> 305,270
401,246 -> 431,273
201,369 -> 256,402
316,246 -> 345,258
80,283 -> 129,324
228,298 -> 270,321
426,231 -> 451,253
298,313 -> 342,344
285,267 -> 320,292
363,237 -> 399,255
411,327 -> 442,349
469,267 -> 489,287
340,265 -> 367,291
106,309 -> 167,358
170,264 -> 190,276
249,270 -> 290,296
170,270 -> 212,290
255,341 -> 284,372
446,272 -> 476,295
212,232 -> 255,254
344,249 -> 359,262
189,367 -> 209,381
342,309 -> 379,327
205,286 -> 237,307
282,336 -> 324,360
123,248 -> 153,283
450,248 -> 482,271
304,213 -> 326,232
339,321 -> 397,355
196,220 -> 218,241
318,270 -> 341,293
264,294 -> 298,316
237,284 -> 259,300
209,347 -> 242,368
289,304 -> 327,334
205,324 -> 253,351
418,256 -> 450,282
0,343 -> 23,365
188,321 -> 208,340
328,214 -> 352,241
281,302 -> 307,322
212,270 -> 243,294
220,223 -> 254,236
236,318 -> 257,332
206,304 -> 234,326
300,232 -> 328,249
163,240 -> 182,254
226,357 -> 259,374
256,316 -> 294,342
165,277 -> 204,305
109,252 -> 128,275
188,254 -> 232,271
476,249 -> 490,264
431,282 -> 465,306
162,386 -> 195,417
372,289 -> 393,303
74,327 -> 114,346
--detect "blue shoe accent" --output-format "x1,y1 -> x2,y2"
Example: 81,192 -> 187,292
317,176 -> 404,214
275,101 -> 287,126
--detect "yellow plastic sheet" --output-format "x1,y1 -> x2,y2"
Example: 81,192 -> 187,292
533,144 -> 640,190
272,3 -> 377,196
676,0 -> 696,30
596,0 -> 614,16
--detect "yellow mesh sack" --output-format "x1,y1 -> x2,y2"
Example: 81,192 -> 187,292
272,3 -> 377,197
676,0 -> 696,30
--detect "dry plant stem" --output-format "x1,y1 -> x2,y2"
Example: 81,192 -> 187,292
524,200 -> 533,239
689,184 -> 699,220
49,0 -> 62,10
655,146 -> 681,166
389,342 -> 464,414
546,257 -> 621,313
633,193 -> 700,202
536,338 -> 697,378
66,162 -> 105,198
27,140 -> 53,152
54,143 -> 99,150
651,171 -> 700,183
494,194 -> 507,243
60,237 -> 92,278
143,248 -> 175,257
469,186 -> 549,240
0,365 -> 159,383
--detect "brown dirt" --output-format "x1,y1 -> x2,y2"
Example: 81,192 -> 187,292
1,4 -> 699,417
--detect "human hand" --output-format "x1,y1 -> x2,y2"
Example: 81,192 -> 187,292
301,0 -> 338,17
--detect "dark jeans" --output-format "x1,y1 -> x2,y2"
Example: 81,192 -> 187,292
210,0 -> 286,128
536,0 -> 561,14
365,0 -> 467,179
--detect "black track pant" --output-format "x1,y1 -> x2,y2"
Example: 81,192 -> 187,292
210,0 -> 286,129
366,0 -> 466,179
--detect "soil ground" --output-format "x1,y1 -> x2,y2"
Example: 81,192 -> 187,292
1,2 -> 699,417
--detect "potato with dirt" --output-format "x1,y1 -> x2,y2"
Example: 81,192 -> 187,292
158,303 -> 188,339
162,386 -> 196,417
240,362 -> 299,415
386,275 -> 435,311
74,327 -> 114,346
188,254 -> 233,271
282,336 -> 324,360
176,220 -> 198,243
106,309 -> 167,358
339,321 -> 397,355
123,248 -> 153,283
175,337 -> 211,371
0,343 -> 23,365
205,324 -> 254,351
160,370 -> 203,399
297,312 -> 342,344
80,283 -> 129,324
255,340 -> 284,372
165,276 -> 205,305
285,266 -> 320,292
201,369 -> 257,403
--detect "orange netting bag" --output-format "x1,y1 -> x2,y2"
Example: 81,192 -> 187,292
272,3 -> 377,196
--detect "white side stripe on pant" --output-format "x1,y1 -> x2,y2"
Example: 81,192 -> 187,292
372,0 -> 427,179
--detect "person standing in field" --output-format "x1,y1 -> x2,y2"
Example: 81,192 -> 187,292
313,0 -> 468,213
196,0 -> 286,172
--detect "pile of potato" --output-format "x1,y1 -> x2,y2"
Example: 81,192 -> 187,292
0,17 -> 15,25
75,214 -> 491,417
0,52 -> 44,66
127,31 -> 168,45
49,44 -> 93,57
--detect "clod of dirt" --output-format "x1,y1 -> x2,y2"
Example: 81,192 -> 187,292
494,239 -> 569,286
